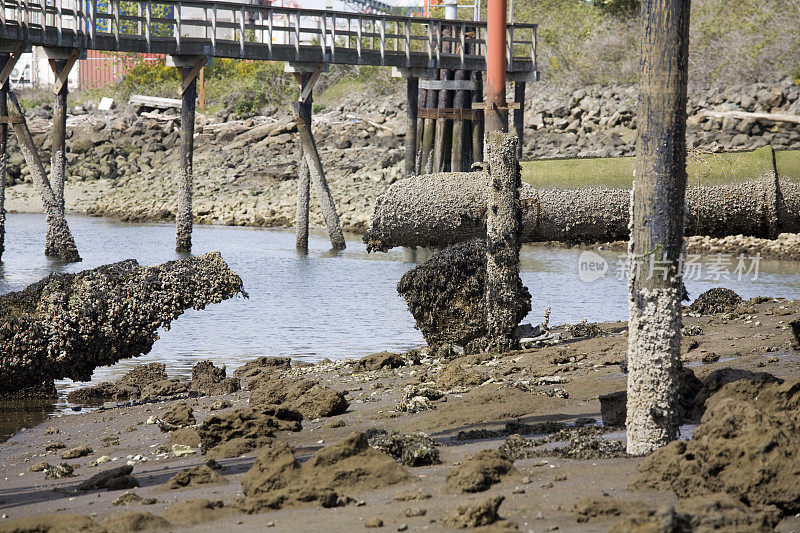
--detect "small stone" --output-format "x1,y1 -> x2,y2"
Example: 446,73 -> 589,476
45,441 -> 66,451
397,525 -> 408,531
404,508 -> 426,517
44,427 -> 59,435
365,518 -> 384,528
61,445 -> 93,460
28,461 -> 51,472
521,476 -> 531,484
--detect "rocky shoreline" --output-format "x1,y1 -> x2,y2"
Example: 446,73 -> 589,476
0,292 -> 798,531
3,78 -> 800,236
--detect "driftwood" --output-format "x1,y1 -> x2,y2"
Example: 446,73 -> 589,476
703,109 -> 800,126
364,172 -> 800,251
0,251 -> 247,396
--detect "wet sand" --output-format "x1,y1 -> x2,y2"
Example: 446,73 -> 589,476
1,298 -> 799,532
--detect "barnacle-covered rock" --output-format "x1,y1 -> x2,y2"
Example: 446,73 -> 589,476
0,251 -> 247,396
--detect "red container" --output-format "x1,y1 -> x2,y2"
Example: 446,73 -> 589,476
79,51 -> 164,89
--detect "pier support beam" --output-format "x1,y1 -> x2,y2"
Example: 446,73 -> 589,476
43,48 -> 79,256
295,71 -> 312,249
289,62 -> 345,250
6,92 -> 80,262
626,0 -> 692,456
513,81 -> 525,159
170,55 -> 205,253
405,76 -> 418,178
485,131 -> 524,352
0,54 -> 7,262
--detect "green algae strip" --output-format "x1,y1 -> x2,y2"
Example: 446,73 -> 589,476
520,146 -> 799,188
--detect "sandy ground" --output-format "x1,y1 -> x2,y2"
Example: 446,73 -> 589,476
1,297 -> 799,532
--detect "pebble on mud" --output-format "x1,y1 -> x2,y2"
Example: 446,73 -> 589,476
61,445 -> 93,460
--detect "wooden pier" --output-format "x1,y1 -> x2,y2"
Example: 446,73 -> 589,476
0,0 -> 538,258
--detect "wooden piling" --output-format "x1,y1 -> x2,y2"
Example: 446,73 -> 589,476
471,70 -> 485,164
0,55 -> 7,262
450,68 -> 469,172
626,0 -> 692,456
295,71 -> 312,249
176,66 -> 196,253
419,70 -> 439,174
291,102 -> 346,250
6,92 -> 80,262
405,76 -> 419,178
513,81 -> 526,159
415,80 -> 426,175
47,58 -> 68,257
433,27 -> 453,173
485,131 -> 524,352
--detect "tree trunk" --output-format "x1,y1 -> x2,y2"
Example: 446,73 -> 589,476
6,92 -> 80,262
626,0 -> 692,456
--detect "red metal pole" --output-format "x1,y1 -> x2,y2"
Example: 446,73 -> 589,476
485,0 -> 507,133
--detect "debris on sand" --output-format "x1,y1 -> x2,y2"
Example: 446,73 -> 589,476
688,287 -> 743,315
100,511 -> 171,533
446,449 -> 516,493
249,378 -> 349,419
160,499 -> 234,527
395,395 -> 435,414
0,513 -> 104,533
354,351 -> 406,372
191,361 -> 240,396
365,429 -> 441,466
0,251 -> 247,396
500,427 -> 626,461
77,465 -> 138,491
44,462 -> 75,479
633,379 -> 800,515
161,465 -> 228,490
442,495 -> 509,528
564,319 -> 604,339
396,239 -> 530,352
113,492 -> 158,506
238,432 -> 410,512
197,406 -> 302,459
28,461 -> 50,472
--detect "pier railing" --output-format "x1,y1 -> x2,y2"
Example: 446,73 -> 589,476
0,0 -> 537,73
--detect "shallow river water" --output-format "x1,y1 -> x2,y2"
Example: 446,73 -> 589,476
2,213 -> 800,437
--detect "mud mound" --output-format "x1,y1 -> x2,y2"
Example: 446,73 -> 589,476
250,378 -> 348,419
573,496 -> 649,523
101,511 -> 170,533
688,288 -> 743,314
113,492 -> 157,506
191,361 -> 240,396
436,361 -> 487,391
239,432 -> 410,512
442,496 -> 507,528
0,513 -> 104,533
160,499 -> 233,527
197,406 -> 302,459
161,465 -> 228,490
160,403 -> 195,428
354,352 -> 405,372
397,239 -> 531,351
234,356 -> 291,380
67,364 -> 172,404
168,427 -> 201,448
365,429 -> 440,466
446,449 -> 516,493
633,379 -> 800,515
690,368 -> 782,420
608,493 -> 779,533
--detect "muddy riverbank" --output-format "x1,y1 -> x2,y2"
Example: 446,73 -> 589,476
0,294 -> 798,531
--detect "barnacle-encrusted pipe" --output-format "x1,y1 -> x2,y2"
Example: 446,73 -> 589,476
0,251 -> 247,395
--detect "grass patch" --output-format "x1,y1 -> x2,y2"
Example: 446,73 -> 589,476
521,146 -> 785,188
